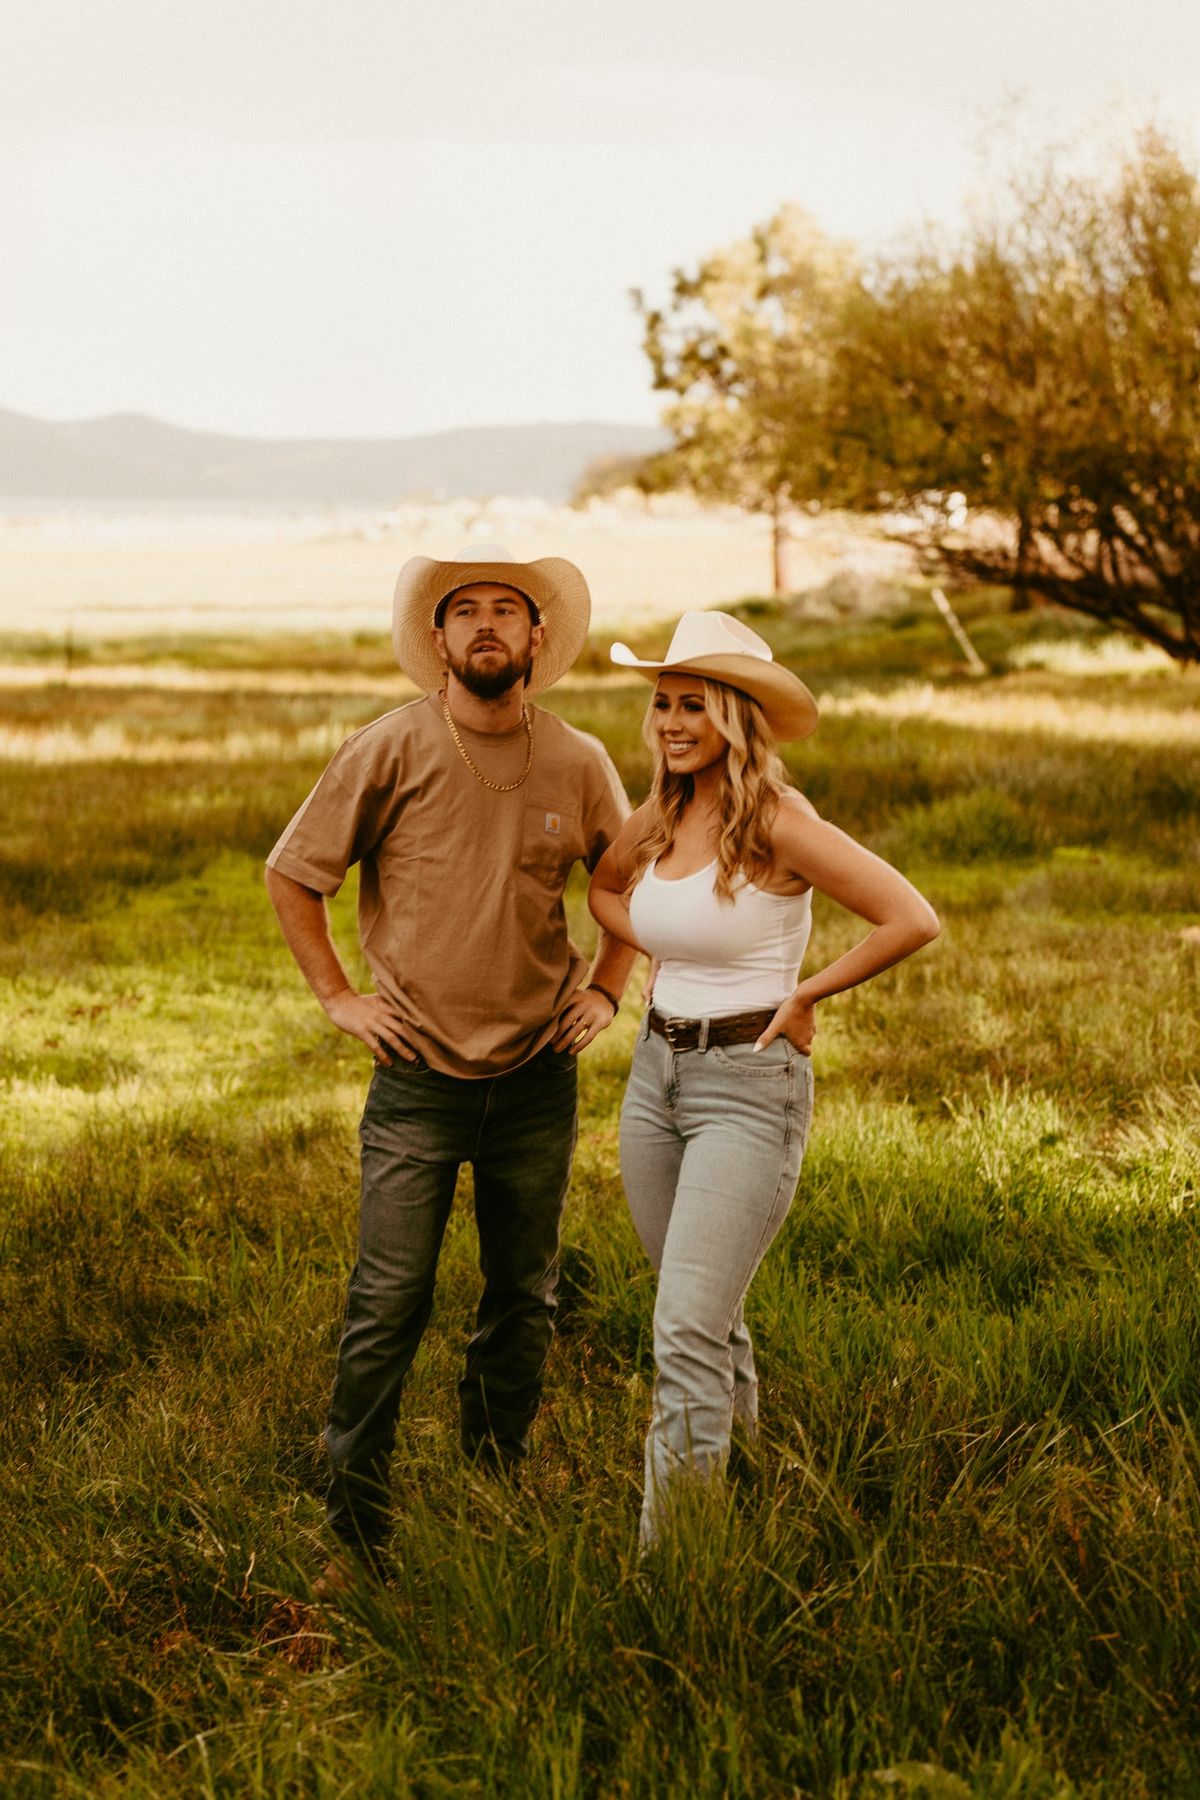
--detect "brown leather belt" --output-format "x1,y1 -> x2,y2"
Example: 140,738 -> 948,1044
647,1006 -> 777,1052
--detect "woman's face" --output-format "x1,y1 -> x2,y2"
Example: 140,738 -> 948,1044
651,675 -> 729,778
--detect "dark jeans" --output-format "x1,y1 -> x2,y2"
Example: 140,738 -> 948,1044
324,1045 -> 578,1553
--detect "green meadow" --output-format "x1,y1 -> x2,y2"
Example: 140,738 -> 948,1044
2,594 -> 1199,1797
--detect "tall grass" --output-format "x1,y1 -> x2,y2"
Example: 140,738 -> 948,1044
2,600 -> 1199,1795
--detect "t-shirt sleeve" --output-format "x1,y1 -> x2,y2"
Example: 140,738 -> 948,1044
266,738 -> 396,895
581,744 -> 631,872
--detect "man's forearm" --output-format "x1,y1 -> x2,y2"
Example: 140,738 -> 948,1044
264,865 -> 355,1010
265,865 -> 417,1062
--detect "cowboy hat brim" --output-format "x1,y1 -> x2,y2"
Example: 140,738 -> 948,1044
610,643 -> 819,740
393,554 -> 591,692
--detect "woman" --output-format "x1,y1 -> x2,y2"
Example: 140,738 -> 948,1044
588,611 -> 939,1546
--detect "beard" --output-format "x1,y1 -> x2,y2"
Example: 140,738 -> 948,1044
445,641 -> 534,700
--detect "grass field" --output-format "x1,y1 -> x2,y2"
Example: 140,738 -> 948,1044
2,592 -> 1199,1797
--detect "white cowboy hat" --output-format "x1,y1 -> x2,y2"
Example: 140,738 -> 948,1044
392,542 -> 591,693
610,610 -> 818,740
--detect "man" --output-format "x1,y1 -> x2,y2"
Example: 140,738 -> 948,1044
265,543 -> 635,1587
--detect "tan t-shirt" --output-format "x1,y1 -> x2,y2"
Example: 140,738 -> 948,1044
267,692 -> 629,1078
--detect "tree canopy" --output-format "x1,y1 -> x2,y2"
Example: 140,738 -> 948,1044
639,129 -> 1200,660
634,206 -> 860,592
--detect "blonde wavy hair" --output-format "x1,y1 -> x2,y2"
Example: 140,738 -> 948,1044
627,677 -> 790,900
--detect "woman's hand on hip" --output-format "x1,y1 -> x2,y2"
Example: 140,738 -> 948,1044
754,991 -> 816,1056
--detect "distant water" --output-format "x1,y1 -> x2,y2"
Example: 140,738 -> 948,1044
0,497 -> 911,642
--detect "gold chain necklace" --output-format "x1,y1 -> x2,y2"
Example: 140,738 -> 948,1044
441,695 -> 534,792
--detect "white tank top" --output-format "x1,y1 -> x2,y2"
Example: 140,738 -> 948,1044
629,858 -> 813,1018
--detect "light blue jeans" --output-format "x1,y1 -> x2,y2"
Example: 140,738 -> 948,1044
619,1014 -> 814,1545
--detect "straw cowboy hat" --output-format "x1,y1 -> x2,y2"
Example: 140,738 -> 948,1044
610,610 -> 818,740
392,542 -> 591,693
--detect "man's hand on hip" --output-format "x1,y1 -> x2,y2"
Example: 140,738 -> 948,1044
552,985 -> 618,1055
324,988 -> 419,1066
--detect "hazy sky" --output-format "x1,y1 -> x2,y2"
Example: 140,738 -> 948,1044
6,0 -> 1199,438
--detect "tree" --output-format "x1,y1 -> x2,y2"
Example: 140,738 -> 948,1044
831,128 -> 1200,662
634,206 -> 860,593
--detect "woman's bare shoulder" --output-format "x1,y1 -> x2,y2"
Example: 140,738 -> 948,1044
602,799 -> 655,864
619,799 -> 655,840
775,785 -> 822,826
758,787 -> 825,892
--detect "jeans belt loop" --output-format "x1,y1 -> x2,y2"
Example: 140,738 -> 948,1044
697,1015 -> 710,1053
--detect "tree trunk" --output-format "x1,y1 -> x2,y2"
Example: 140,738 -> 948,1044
1009,512 -> 1042,613
771,492 -> 788,596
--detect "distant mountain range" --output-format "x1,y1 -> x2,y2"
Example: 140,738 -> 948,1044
0,408 -> 669,505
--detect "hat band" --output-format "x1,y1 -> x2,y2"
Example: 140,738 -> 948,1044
433,583 -> 540,627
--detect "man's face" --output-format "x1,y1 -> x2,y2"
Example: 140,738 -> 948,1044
433,583 -> 544,700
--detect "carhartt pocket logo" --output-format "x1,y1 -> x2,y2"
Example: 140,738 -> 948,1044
544,812 -> 562,834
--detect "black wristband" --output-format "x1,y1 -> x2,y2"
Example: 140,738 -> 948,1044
587,983 -> 620,1017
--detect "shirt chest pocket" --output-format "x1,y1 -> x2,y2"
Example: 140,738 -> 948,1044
521,799 -> 582,887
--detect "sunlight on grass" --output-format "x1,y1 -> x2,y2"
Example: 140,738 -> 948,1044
0,1075 -> 368,1157
0,719 -> 365,763
0,660 -> 416,696
1008,634 -> 1176,676
823,681 -> 1200,744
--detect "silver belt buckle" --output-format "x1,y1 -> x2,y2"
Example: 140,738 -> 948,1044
663,1016 -> 687,1050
